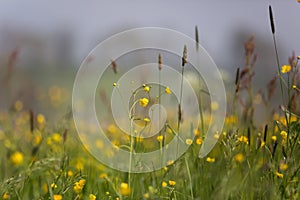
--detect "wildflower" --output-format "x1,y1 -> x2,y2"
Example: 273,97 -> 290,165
143,193 -> 150,199
120,183 -> 131,196
193,129 -> 200,136
260,140 -> 265,148
281,65 -> 291,73
113,82 -> 117,87
275,171 -> 284,179
52,133 -> 62,143
162,181 -> 167,187
279,163 -> 288,171
10,151 -> 24,166
143,117 -> 150,123
99,173 -> 107,179
185,139 -> 193,145
271,135 -> 277,141
67,170 -> 73,177
2,193 -> 9,200
143,84 -> 150,93
168,180 -> 176,186
73,179 -> 86,194
167,160 -> 174,165
156,135 -> 163,142
298,55 -> 300,59
89,194 -> 96,200
235,153 -> 244,163
165,87 -> 172,94
37,114 -> 45,124
238,136 -> 249,144
53,194 -> 62,200
196,138 -> 203,145
139,98 -> 149,107
206,157 -> 215,163
213,133 -> 219,139
292,85 -> 297,89
51,183 -> 58,189
280,131 -> 287,140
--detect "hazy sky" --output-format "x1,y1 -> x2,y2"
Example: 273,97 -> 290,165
0,0 -> 299,72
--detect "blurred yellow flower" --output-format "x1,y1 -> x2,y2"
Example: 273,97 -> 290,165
185,139 -> 193,145
235,153 -> 244,163
206,157 -> 215,163
162,181 -> 167,187
280,131 -> 287,140
10,151 -> 24,166
281,65 -> 291,73
157,135 -> 164,142
196,138 -> 203,145
238,136 -> 249,144
139,98 -> 149,107
165,87 -> 172,94
260,141 -> 265,148
52,133 -> 62,143
275,171 -> 284,178
168,180 -> 176,186
143,117 -> 150,123
73,179 -> 86,194
89,194 -> 96,200
279,163 -> 288,171
120,183 -> 131,196
51,183 -> 57,189
67,170 -> 73,177
37,114 -> 45,124
143,192 -> 150,199
143,85 -> 150,93
53,194 -> 62,200
2,192 -> 9,200
271,135 -> 277,141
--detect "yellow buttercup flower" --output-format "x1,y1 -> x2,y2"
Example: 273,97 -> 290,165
280,131 -> 287,140
185,139 -> 193,145
206,157 -> 215,163
165,87 -> 172,94
275,171 -> 284,178
279,163 -> 288,171
235,153 -> 244,163
168,180 -> 176,186
139,98 -> 149,107
120,183 -> 131,196
271,135 -> 277,141
73,179 -> 86,194
162,181 -> 167,187
281,65 -> 291,73
156,135 -> 164,142
89,194 -> 96,200
238,136 -> 249,144
196,138 -> 203,145
143,85 -> 150,93
53,194 -> 62,200
2,193 -> 9,200
10,151 -> 24,166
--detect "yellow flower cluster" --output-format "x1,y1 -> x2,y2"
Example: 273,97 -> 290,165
73,179 -> 86,194
238,136 -> 249,144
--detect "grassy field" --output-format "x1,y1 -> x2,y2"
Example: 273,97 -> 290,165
1,8 -> 300,200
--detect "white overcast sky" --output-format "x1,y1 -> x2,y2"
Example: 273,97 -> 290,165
0,0 -> 299,72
